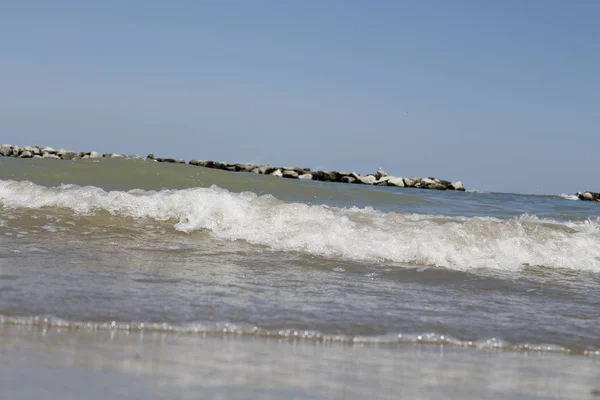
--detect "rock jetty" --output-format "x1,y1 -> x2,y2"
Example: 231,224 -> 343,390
0,144 -> 465,191
576,192 -> 600,202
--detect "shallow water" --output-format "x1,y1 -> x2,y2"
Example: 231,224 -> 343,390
1,325 -> 599,400
0,157 -> 599,397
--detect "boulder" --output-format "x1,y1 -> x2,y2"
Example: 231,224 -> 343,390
211,161 -> 230,171
334,172 -> 351,182
358,175 -> 377,185
156,157 -> 176,163
376,169 -> 388,180
58,150 -> 77,160
386,177 -> 405,187
189,160 -> 207,167
298,173 -> 313,180
321,171 -> 338,182
341,176 -> 356,184
41,146 -> 56,154
403,177 -> 420,187
416,178 -> 436,188
450,181 -> 465,191
24,146 -> 41,155
350,172 -> 362,181
12,146 -> 21,157
428,182 -> 448,190
282,170 -> 299,179
234,163 -> 255,172
0,145 -> 12,157
578,192 -> 600,201
271,169 -> 283,177
375,176 -> 391,186
89,151 -> 102,159
257,165 -> 275,175
19,150 -> 33,158
33,155 -> 43,159
42,153 -> 60,159
111,153 -> 125,158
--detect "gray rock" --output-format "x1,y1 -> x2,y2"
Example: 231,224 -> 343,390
450,181 -> 465,191
321,171 -> 338,182
12,146 -> 21,157
578,192 -> 597,201
82,155 -> 90,159
341,176 -> 356,184
298,173 -> 313,180
282,170 -> 299,179
41,146 -> 56,154
111,153 -> 125,158
24,146 -> 41,155
33,155 -> 43,159
0,144 -> 12,157
376,169 -> 388,180
19,150 -> 33,158
89,151 -> 102,159
60,151 -> 77,160
189,160 -> 208,167
358,175 -> 377,185
271,169 -> 283,177
375,176 -> 391,186
428,182 -> 448,190
233,163 -> 255,172
386,177 -> 405,187
403,177 -> 420,187
42,152 -> 60,159
255,165 -> 274,175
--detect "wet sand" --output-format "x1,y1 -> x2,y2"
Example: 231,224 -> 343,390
1,324 -> 598,400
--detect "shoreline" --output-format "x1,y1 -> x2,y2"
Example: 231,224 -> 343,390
2,324 -> 599,400
0,143 -> 465,191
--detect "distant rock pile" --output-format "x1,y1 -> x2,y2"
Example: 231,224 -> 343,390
576,192 -> 600,202
0,144 -> 125,161
180,158 -> 465,191
0,144 -> 465,191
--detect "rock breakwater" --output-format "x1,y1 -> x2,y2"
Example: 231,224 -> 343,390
576,192 -> 600,202
0,144 -> 465,191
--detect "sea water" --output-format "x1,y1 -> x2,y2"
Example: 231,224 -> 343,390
0,157 -> 599,399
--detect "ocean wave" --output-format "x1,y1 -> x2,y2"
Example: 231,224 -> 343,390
557,193 -> 580,201
1,314 -> 591,355
1,179 -> 600,272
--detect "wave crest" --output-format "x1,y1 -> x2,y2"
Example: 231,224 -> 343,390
1,180 -> 600,272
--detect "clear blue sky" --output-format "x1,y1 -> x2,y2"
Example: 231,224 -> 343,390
1,1 -> 598,194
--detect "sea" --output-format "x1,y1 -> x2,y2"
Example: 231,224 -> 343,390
0,156 -> 598,399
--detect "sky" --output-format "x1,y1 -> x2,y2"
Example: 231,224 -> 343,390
0,1 -> 598,194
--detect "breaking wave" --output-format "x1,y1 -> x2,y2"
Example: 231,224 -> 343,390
1,180 -> 600,272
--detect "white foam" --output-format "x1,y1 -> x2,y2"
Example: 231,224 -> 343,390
1,180 -> 600,272
557,193 -> 579,201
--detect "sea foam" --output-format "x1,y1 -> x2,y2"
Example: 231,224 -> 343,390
1,180 -> 599,272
